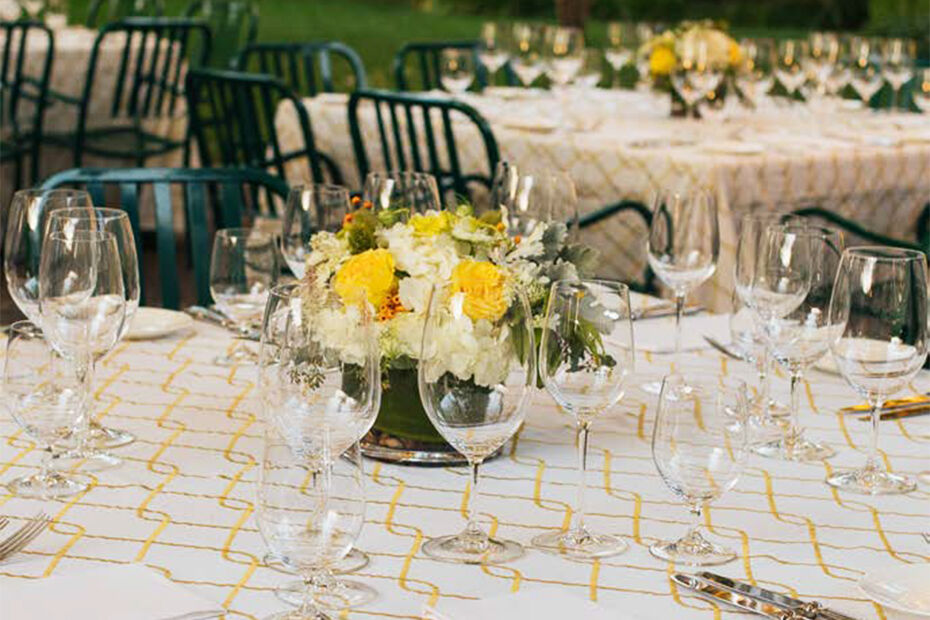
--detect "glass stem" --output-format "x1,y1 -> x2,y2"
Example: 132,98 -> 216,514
572,421 -> 591,536
39,445 -> 55,481
462,460 -> 488,548
673,294 -> 685,371
756,346 -> 770,415
890,86 -> 899,111
866,395 -> 882,472
787,370 -> 803,447
298,570 -> 329,619
683,502 -> 703,544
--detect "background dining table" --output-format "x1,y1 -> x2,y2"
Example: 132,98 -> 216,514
0,302 -> 927,618
275,89 -> 930,312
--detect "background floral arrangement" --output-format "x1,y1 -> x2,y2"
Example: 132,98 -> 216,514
639,20 -> 742,78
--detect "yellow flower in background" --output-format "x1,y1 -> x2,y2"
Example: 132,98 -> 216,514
450,260 -> 508,322
649,45 -> 676,76
334,248 -> 396,307
410,212 -> 452,237
728,41 -> 742,66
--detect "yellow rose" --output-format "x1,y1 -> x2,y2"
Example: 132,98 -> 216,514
334,249 -> 396,307
450,260 -> 508,322
410,212 -> 451,237
649,45 -> 676,76
728,41 -> 742,67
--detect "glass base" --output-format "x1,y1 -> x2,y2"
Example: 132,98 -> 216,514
7,471 -> 87,498
748,411 -> 789,444
264,610 -> 330,620
57,449 -> 123,472
87,423 -> 135,449
649,529 -> 736,566
753,434 -> 834,462
532,527 -> 627,561
276,579 -> 376,610
422,532 -> 524,564
826,466 -> 916,495
264,549 -> 369,575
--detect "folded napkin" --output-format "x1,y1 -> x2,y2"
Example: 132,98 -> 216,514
634,313 -> 731,354
423,589 -> 619,620
0,563 -> 224,620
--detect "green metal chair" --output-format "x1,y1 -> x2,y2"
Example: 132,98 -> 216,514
1,20 -> 53,187
183,0 -> 258,68
235,41 -> 367,95
393,41 -> 487,92
348,89 -> 499,202
41,167 -> 289,310
579,199 -> 657,295
186,67 -> 339,190
790,206 -> 927,253
86,0 -> 164,27
47,18 -> 211,168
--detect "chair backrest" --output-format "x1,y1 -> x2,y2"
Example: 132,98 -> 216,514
235,41 -> 367,96
348,89 -> 499,203
183,0 -> 258,68
393,41 -> 486,92
186,67 -> 331,193
86,0 -> 164,27
579,199 -> 657,295
40,167 -> 289,310
791,206 -> 926,253
0,20 -> 53,183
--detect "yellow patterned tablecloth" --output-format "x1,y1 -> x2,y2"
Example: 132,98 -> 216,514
275,90 -> 930,312
0,319 -> 928,619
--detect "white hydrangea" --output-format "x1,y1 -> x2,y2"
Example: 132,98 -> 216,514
379,222 -> 460,280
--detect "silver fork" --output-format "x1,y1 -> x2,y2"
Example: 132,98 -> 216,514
0,512 -> 51,562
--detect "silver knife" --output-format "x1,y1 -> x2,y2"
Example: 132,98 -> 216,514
672,573 -> 804,619
698,572 -> 860,620
184,306 -> 261,342
703,336 -> 748,361
633,304 -> 704,320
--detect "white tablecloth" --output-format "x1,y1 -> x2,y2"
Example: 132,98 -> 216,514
0,314 -> 927,618
275,89 -> 930,312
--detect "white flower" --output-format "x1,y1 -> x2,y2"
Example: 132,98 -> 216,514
397,277 -> 434,314
379,222 -> 459,280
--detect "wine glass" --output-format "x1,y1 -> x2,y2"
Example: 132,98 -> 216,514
735,38 -> 776,108
775,39 -> 808,98
754,225 -> 841,462
644,188 -> 719,393
4,189 -> 91,324
849,39 -> 883,107
805,32 -> 840,97
439,48 -> 475,95
488,160 -> 519,213
210,228 -> 277,366
46,207 -> 141,451
827,247 -> 928,495
881,38 -> 915,111
543,25 -> 584,88
417,280 -> 535,564
509,23 -> 544,87
913,68 -> 930,113
38,230 -> 127,469
574,48 -> 602,89
282,184 -> 351,279
3,321 -> 88,498
507,169 -> 579,239
362,171 -> 441,214
256,429 -> 371,619
533,279 -> 635,560
651,374 -> 750,565
605,21 -> 636,86
671,39 -> 723,117
478,22 -> 509,86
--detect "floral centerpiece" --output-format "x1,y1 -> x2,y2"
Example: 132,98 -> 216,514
299,200 -> 598,453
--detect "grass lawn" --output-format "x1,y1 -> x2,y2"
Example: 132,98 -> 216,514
65,0 -> 813,89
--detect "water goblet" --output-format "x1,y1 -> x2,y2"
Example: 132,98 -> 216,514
509,23 -> 544,87
417,281 -> 535,564
543,25 -> 584,88
3,321 -> 88,498
439,48 -> 475,95
671,40 -> 722,117
281,184 -> 351,279
849,39 -> 883,107
210,228 -> 277,366
651,374 -> 750,565
605,21 -> 636,86
507,169 -> 578,240
735,38 -> 776,108
827,247 -> 928,495
532,279 -> 635,560
478,21 -> 509,85
362,171 -> 441,214
881,38 -> 915,111
775,39 -> 808,99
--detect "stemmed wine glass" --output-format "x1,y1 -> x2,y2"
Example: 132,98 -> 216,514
827,247 -> 928,495
478,22 -> 509,86
488,161 -> 519,213
651,374 -> 750,565
881,38 -> 914,111
417,280 -> 535,564
775,39 -> 808,99
362,171 -> 441,214
46,207 -> 140,453
533,279 -> 635,560
671,40 -> 723,117
643,188 -> 719,393
506,169 -> 579,239
256,429 -> 371,619
735,39 -> 776,109
754,225 -> 841,462
5,189 -> 91,324
439,48 -> 475,95
281,184 -> 351,279
210,228 -> 277,366
543,25 -> 584,88
849,39 -> 883,108
605,21 -> 636,86
258,283 -> 380,605
3,321 -> 88,498
38,230 -> 127,469
509,23 -> 544,87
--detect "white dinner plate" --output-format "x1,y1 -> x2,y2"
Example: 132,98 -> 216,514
702,140 -> 765,155
859,564 -> 930,616
498,116 -> 559,133
125,308 -> 194,341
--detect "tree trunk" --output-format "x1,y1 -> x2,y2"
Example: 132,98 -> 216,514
556,0 -> 589,28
